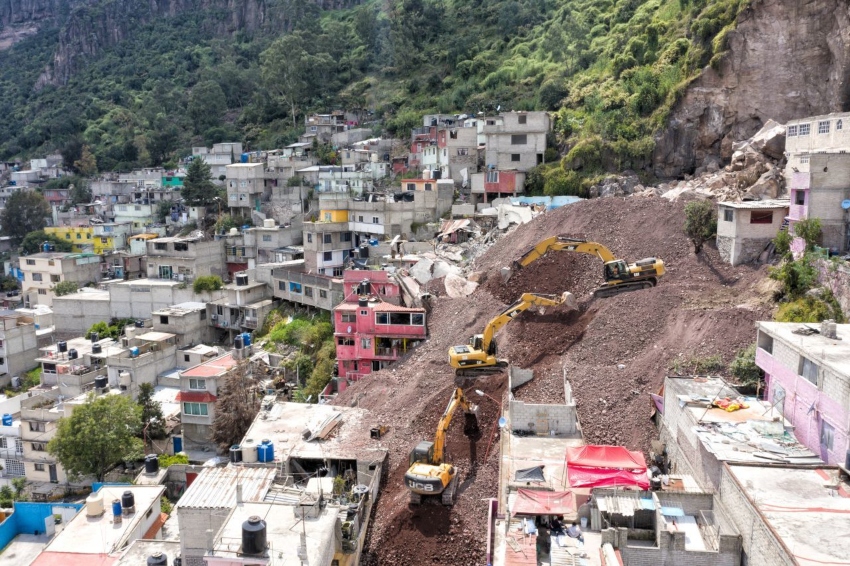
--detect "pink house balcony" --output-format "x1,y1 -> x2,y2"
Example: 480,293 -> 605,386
789,204 -> 808,221
334,342 -> 357,360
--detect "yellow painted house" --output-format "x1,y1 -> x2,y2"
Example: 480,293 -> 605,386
319,209 -> 349,223
45,226 -> 117,255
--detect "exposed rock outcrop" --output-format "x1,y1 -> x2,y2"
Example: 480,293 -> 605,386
654,0 -> 850,178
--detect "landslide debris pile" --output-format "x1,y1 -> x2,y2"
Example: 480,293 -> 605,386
336,197 -> 773,564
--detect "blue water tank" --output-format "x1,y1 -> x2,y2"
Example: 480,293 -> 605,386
257,440 -> 274,463
241,153 -> 249,163
112,499 -> 122,518
242,332 -> 251,347
42,242 -> 50,252
1,414 -> 12,426
130,347 -> 140,357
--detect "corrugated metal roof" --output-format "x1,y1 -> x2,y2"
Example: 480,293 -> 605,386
719,199 -> 790,209
176,466 -> 275,509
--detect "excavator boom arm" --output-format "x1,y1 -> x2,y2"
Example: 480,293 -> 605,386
515,236 -> 617,268
432,388 -> 476,464
479,292 -> 574,354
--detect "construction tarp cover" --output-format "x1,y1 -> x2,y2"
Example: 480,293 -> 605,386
512,489 -> 575,516
515,466 -> 546,483
566,445 -> 650,490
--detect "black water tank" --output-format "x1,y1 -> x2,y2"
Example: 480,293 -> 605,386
234,335 -> 244,350
91,343 -> 102,355
58,341 -> 67,353
147,552 -> 168,566
357,297 -> 368,307
236,273 -> 249,286
135,319 -> 145,328
121,490 -> 135,510
359,244 -> 369,258
94,375 -> 108,389
144,454 -> 159,474
90,332 -> 99,343
242,516 -> 267,555
67,349 -> 78,360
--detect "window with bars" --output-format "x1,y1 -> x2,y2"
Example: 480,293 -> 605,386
818,121 -> 831,134
798,123 -> 811,136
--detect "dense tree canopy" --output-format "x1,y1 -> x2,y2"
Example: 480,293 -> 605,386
21,231 -> 74,255
1,192 -> 52,244
48,394 -> 144,482
181,157 -> 217,206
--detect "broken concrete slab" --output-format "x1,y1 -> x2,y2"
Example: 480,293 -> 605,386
443,272 -> 479,298
497,204 -> 534,229
432,259 -> 461,280
409,257 -> 434,284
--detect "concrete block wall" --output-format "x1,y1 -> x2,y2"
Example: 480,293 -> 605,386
717,467 -> 795,566
656,493 -> 714,517
620,542 -> 740,566
508,400 -> 577,435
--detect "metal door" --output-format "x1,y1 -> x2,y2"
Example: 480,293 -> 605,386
48,464 -> 57,483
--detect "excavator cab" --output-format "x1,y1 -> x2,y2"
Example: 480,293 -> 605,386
409,441 -> 435,466
604,260 -> 630,282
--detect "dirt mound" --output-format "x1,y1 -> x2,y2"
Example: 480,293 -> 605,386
335,196 -> 775,563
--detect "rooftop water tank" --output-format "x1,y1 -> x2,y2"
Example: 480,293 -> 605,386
85,491 -> 104,517
121,490 -> 135,514
263,218 -> 275,228
90,332 -> 99,343
58,341 -> 68,353
67,349 -> 78,360
144,454 -> 159,474
91,343 -> 102,355
235,273 -> 249,286
242,439 -> 258,463
241,332 -> 252,347
229,445 -> 243,463
257,440 -> 274,463
112,499 -> 122,522
1,414 -> 12,426
234,336 -> 244,350
130,347 -> 140,357
229,227 -> 239,236
241,516 -> 267,555
94,375 -> 108,390
147,552 -> 168,566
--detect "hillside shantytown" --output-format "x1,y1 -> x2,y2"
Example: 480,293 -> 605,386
1,0 -> 850,565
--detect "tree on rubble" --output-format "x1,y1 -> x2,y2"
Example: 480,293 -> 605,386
683,200 -> 717,254
181,157 -> 217,206
48,394 -> 143,482
211,362 -> 261,452
793,218 -> 822,251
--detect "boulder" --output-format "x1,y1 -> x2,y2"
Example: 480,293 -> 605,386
443,273 -> 479,298
748,119 -> 787,160
409,257 -> 434,285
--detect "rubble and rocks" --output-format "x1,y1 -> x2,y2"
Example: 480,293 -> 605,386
337,196 -> 773,564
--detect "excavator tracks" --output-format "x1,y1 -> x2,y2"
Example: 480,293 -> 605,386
593,280 -> 655,299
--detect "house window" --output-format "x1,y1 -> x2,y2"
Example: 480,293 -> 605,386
457,148 -> 468,156
518,114 -> 527,124
304,287 -> 313,298
200,310 -> 206,320
800,155 -> 810,164
821,420 -> 835,451
38,289 -> 47,295
29,422 -> 46,432
341,313 -> 356,323
262,235 -> 272,242
25,259 -> 35,265
511,154 -> 521,162
34,464 -> 45,472
189,378 -> 206,390
757,332 -> 773,354
818,121 -> 830,134
376,313 -> 389,324
358,216 -> 364,222
319,290 -> 327,299
787,125 -> 798,137
800,357 -> 818,385
407,183 -> 416,191
65,234 -> 71,239
487,171 -> 499,183
361,338 -> 371,349
360,310 -> 368,316
341,232 -> 352,242
31,273 -> 42,282
511,134 -> 527,145
323,251 -> 333,261
50,274 -> 60,283
750,211 -> 773,224
307,233 -> 313,243
412,313 -> 425,325
324,212 -> 332,221
76,233 -> 81,239
798,123 -> 811,136
289,282 -> 302,294
31,442 -> 46,451
337,337 -> 355,346
723,209 -> 733,222
333,267 -> 343,276
183,402 -> 208,416
159,315 -> 169,324
425,183 -> 433,191
323,234 -> 332,244
154,243 -> 167,251
372,217 -> 379,224
184,354 -> 191,362
838,120 -> 843,131
794,191 -> 806,206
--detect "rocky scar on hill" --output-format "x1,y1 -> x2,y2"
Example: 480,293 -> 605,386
654,0 -> 850,177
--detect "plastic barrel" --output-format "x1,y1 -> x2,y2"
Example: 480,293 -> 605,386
112,500 -> 122,517
1,414 -> 11,426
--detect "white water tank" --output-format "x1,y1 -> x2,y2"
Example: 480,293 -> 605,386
86,491 -> 104,517
125,326 -> 136,341
423,170 -> 432,180
263,219 -> 276,228
242,438 -> 258,463
229,227 -> 239,236
119,372 -> 131,389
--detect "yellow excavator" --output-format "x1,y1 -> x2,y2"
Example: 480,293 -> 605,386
448,291 -> 576,376
404,387 -> 480,505
501,236 -> 665,298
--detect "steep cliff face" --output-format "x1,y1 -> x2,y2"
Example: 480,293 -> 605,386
0,0 -> 68,27
654,0 -> 850,178
35,0 -> 362,86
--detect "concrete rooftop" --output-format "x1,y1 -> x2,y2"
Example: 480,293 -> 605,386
176,465 -> 275,510
207,502 -> 337,565
242,401 -> 376,463
42,485 -> 164,555
728,465 -> 850,564
758,321 -> 850,378
113,539 -> 181,566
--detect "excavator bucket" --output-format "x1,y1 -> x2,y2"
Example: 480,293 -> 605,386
500,266 -> 513,283
561,292 -> 577,311
463,404 -> 480,436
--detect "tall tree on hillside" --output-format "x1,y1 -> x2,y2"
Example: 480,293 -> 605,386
1,191 -> 51,245
138,382 -> 166,441
48,394 -> 143,482
73,145 -> 98,177
181,157 -> 217,206
188,80 -> 227,134
211,362 -> 261,452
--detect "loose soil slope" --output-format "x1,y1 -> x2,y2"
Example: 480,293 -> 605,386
336,197 -> 773,564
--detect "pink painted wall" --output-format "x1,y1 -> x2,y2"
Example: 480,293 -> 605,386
757,348 -> 849,464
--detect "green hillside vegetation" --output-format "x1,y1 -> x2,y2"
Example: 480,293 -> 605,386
0,0 -> 748,190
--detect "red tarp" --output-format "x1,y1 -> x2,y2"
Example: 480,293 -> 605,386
566,445 -> 650,490
512,488 -> 576,516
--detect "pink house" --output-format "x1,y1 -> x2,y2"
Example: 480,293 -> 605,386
334,270 -> 426,380
756,321 -> 850,465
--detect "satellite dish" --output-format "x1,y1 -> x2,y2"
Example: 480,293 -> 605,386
842,199 -> 850,210
347,326 -> 352,334
498,416 -> 507,428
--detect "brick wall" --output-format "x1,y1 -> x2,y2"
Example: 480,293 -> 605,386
507,400 -> 577,435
